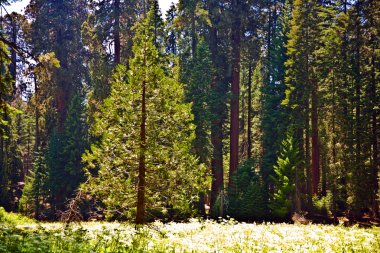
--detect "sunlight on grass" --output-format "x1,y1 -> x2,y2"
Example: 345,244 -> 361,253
1,218 -> 379,252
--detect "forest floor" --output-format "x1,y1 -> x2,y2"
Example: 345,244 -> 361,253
1,214 -> 380,253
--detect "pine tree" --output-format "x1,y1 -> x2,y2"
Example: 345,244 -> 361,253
165,3 -> 177,55
82,7 -> 207,223
84,0 -> 144,67
228,0 -> 242,187
62,92 -> 88,198
207,0 -> 229,216
269,133 -> 300,218
227,160 -> 267,221
261,0 -> 291,197
19,152 -> 47,219
283,0 -> 322,210
0,38 -> 23,211
27,0 -> 88,129
187,40 -> 213,166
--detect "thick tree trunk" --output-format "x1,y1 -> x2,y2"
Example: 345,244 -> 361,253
305,24 -> 312,210
191,9 -> 196,58
354,2 -> 361,194
295,127 -> 303,212
136,80 -> 147,225
229,0 -> 241,189
247,64 -> 252,160
305,104 -> 312,209
10,21 -> 17,94
210,118 -> 224,214
328,70 -> 337,198
114,0 -> 121,64
34,76 -> 39,152
370,28 -> 378,218
311,80 -> 319,195
208,2 -> 224,215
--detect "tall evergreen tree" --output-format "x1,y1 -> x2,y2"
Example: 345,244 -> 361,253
25,0 -> 89,215
269,133 -> 300,218
82,6 -> 207,223
283,0 -> 322,210
228,0 -> 242,188
261,0 -> 290,194
207,0 -> 229,216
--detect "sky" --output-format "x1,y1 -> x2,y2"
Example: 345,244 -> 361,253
4,0 -> 178,16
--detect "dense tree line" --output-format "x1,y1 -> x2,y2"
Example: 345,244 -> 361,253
0,0 -> 378,223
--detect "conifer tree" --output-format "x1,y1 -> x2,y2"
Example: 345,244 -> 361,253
283,0 -> 321,209
83,6 -> 207,223
269,133 -> 300,218
165,3 -> 177,55
261,0 -> 291,194
0,38 -> 23,211
187,40 -> 213,166
207,0 -> 229,215
19,152 -> 47,218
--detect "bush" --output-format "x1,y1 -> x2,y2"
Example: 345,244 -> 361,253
312,192 -> 333,217
226,160 -> 268,221
0,207 -> 34,225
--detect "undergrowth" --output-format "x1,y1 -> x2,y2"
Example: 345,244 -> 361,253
0,213 -> 379,252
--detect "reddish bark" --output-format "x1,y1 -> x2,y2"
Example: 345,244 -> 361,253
311,81 -> 320,195
136,79 -> 147,225
229,0 -> 241,189
247,64 -> 252,160
208,2 -> 224,213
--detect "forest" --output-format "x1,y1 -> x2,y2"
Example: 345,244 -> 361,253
0,0 -> 379,231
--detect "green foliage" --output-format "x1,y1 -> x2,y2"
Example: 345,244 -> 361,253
19,152 -> 48,218
147,0 -> 165,50
62,92 -> 88,193
0,207 -> 34,225
261,0 -> 291,191
227,160 -> 268,221
37,92 -> 88,215
0,41 -> 15,210
2,0 -> 379,226
186,40 -> 213,164
82,10 -> 207,221
269,133 -> 300,218
312,192 -> 333,217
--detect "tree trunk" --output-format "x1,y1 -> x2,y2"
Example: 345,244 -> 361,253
370,21 -> 378,218
305,24 -> 312,210
247,64 -> 252,160
208,1 -> 224,215
328,69 -> 337,198
305,104 -> 312,209
191,8 -> 196,58
229,0 -> 241,189
210,117 -> 224,213
114,0 -> 121,64
354,2 -> 361,191
311,80 -> 319,195
136,79 -> 147,225
295,127 -> 303,212
10,20 -> 17,94
34,76 -> 39,152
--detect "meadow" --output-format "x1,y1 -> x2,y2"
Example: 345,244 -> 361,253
1,209 -> 379,253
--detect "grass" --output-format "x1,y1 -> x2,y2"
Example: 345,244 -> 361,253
0,212 -> 379,252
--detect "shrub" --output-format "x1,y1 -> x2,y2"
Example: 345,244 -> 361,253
312,192 -> 333,217
0,207 -> 34,225
227,159 -> 268,221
